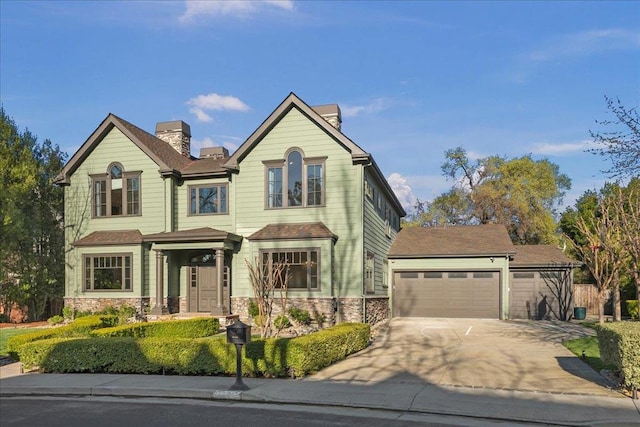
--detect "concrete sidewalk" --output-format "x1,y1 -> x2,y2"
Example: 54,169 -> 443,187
1,369 -> 639,426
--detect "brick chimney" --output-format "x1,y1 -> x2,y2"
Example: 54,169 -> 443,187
155,120 -> 191,157
312,104 -> 342,131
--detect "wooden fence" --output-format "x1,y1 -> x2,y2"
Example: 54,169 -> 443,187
573,283 -> 601,313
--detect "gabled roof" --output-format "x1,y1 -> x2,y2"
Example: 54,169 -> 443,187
73,230 -> 144,247
223,92 -> 405,216
248,222 -> 338,242
389,224 -> 516,258
55,113 -> 192,185
223,92 -> 368,171
510,245 -> 580,267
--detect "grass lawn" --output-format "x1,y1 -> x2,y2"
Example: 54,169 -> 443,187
0,328 -> 42,356
563,336 -> 617,372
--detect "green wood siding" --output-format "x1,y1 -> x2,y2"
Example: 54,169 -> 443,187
63,128 -> 168,299
175,177 -> 234,231
65,245 -> 145,299
363,169 -> 400,295
232,108 -> 363,299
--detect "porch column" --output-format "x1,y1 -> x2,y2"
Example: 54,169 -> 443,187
211,248 -> 229,316
151,249 -> 168,315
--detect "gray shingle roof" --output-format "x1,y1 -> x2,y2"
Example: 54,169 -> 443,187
511,245 -> 580,267
389,224 -> 515,257
73,230 -> 143,246
248,222 -> 338,241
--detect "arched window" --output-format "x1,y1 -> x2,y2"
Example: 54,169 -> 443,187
265,149 -> 325,209
287,150 -> 303,207
91,163 -> 141,217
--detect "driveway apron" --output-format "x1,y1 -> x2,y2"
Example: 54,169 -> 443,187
309,318 -> 620,397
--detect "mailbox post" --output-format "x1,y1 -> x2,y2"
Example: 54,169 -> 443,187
226,320 -> 251,391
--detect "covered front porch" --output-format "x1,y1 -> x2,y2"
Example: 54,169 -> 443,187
144,227 -> 242,316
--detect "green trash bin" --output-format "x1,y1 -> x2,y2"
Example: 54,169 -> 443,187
573,307 -> 586,320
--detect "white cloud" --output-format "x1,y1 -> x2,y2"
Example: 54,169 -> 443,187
342,98 -> 390,118
528,29 -> 640,63
189,108 -> 213,123
186,93 -> 250,123
387,173 -> 417,210
180,0 -> 294,22
531,140 -> 599,156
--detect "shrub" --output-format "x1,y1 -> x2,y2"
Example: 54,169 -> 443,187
47,315 -> 64,326
18,323 -> 371,378
273,314 -> 291,330
314,310 -> 326,326
61,306 -> 73,320
248,300 -> 259,318
7,315 -> 117,357
285,323 -> 370,377
627,300 -> 639,320
91,318 -> 219,338
595,322 -> 640,390
288,307 -> 311,325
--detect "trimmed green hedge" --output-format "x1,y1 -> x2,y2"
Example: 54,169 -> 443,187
17,322 -> 370,378
595,322 -> 640,389
7,315 -> 117,357
91,318 -> 220,338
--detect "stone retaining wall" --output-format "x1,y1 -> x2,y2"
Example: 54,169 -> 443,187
63,297 -> 150,315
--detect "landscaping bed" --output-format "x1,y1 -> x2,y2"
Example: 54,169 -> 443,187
9,317 -> 370,378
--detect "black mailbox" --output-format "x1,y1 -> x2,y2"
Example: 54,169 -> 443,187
227,320 -> 251,345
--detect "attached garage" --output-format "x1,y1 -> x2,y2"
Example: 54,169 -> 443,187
393,270 -> 500,318
509,245 -> 581,320
389,225 -> 515,319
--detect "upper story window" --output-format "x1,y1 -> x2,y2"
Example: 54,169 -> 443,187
189,184 -> 228,215
92,163 -> 140,218
265,149 -> 325,209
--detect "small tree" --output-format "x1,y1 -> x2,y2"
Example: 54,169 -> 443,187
245,257 -> 289,339
539,263 -> 575,321
589,96 -> 640,180
571,197 -> 625,323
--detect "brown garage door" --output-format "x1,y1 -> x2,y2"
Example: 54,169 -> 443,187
393,271 -> 500,318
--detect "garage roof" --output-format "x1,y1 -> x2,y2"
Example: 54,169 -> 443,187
389,224 -> 516,258
510,245 -> 580,267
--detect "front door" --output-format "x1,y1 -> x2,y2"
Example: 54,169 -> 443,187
197,266 -> 218,312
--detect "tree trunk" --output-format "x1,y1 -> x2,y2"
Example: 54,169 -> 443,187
598,294 -> 605,324
612,280 -> 621,322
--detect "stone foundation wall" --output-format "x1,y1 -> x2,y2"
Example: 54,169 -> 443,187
64,297 -> 150,315
338,298 -> 364,323
231,297 -> 339,326
230,297 -> 389,325
364,297 -> 389,325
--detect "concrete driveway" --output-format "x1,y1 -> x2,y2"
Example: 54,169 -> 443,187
309,318 -> 620,397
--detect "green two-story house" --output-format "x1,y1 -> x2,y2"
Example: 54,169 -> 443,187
55,93 -> 405,324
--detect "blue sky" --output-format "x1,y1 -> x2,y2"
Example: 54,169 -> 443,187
2,1 -> 639,214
